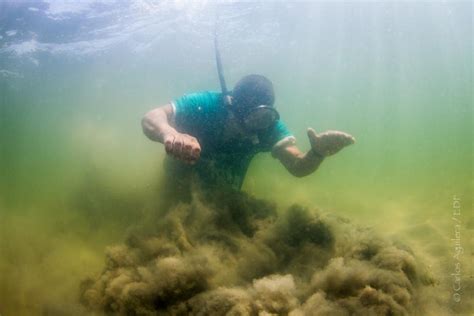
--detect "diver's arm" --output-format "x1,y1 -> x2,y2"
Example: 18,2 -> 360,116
142,104 -> 177,143
273,128 -> 355,177
142,104 -> 201,163
273,144 -> 324,177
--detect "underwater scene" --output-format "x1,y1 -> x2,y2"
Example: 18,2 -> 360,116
0,1 -> 472,315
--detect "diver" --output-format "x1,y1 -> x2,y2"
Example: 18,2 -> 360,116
141,37 -> 355,203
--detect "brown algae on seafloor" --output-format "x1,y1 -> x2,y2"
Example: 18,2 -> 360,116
80,191 -> 437,315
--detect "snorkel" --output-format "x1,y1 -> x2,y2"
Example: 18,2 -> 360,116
214,30 -> 232,107
213,30 -> 280,131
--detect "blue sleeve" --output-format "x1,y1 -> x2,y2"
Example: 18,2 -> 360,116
173,93 -> 206,122
273,120 -> 293,141
258,119 -> 294,152
172,91 -> 220,129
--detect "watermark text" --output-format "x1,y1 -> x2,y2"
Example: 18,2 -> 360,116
450,195 -> 463,303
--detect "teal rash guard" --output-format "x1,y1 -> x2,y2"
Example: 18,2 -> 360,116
169,91 -> 293,190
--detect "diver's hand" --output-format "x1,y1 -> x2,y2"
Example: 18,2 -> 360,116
163,132 -> 201,164
307,128 -> 355,157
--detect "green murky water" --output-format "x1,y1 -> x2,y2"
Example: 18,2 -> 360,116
0,1 -> 472,315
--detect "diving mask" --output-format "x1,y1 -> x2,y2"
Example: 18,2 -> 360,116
241,105 -> 280,131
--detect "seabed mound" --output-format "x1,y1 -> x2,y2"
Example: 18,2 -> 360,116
81,191 -> 435,316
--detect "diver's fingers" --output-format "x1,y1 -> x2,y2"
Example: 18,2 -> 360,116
332,134 -> 349,150
325,130 -> 355,146
172,136 -> 184,158
182,141 -> 193,159
307,127 -> 317,138
343,134 -> 356,145
307,128 -> 320,145
186,149 -> 200,165
334,131 -> 355,146
164,134 -> 175,154
192,145 -> 201,159
191,146 -> 201,162
180,135 -> 201,164
188,137 -> 201,160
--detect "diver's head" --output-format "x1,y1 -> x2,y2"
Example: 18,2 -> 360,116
231,74 -> 279,131
232,74 -> 275,108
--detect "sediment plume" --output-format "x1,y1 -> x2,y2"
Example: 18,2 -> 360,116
81,191 -> 435,315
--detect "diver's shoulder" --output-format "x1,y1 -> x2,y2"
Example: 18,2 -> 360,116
199,90 -> 222,98
193,90 -> 222,105
183,90 -> 220,100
